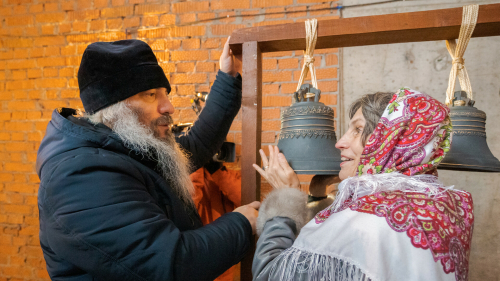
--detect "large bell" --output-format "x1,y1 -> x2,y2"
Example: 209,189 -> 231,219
277,84 -> 342,175
439,91 -> 500,172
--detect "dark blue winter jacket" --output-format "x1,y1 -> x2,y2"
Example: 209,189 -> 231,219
36,71 -> 252,281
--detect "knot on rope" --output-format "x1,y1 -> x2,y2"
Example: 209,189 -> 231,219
304,55 -> 315,65
452,57 -> 465,69
296,19 -> 319,92
444,4 -> 478,106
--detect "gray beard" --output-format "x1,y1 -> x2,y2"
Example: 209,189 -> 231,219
90,101 -> 195,205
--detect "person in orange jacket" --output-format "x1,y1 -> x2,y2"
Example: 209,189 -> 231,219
191,160 -> 242,281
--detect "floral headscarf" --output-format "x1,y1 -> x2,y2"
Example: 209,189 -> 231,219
357,87 -> 452,176
313,88 -> 474,281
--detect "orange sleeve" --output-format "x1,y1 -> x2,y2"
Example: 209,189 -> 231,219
211,167 -> 241,207
190,167 -> 206,206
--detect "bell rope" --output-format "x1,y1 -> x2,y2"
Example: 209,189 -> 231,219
445,4 -> 478,106
296,19 -> 319,94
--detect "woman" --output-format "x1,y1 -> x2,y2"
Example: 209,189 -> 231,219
252,88 -> 473,281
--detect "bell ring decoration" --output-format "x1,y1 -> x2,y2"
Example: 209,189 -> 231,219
277,84 -> 342,175
438,4 -> 500,172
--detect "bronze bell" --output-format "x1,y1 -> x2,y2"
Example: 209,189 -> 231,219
439,91 -> 500,172
277,84 -> 342,175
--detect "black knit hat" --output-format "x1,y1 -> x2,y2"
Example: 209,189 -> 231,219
78,40 -> 171,114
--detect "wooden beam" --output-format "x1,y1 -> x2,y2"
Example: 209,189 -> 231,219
240,41 -> 262,281
229,3 -> 500,54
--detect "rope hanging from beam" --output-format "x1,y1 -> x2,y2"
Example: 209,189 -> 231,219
296,19 -> 319,95
445,4 -> 479,106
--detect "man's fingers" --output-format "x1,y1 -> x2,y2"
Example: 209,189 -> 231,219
247,201 -> 261,210
222,36 -> 231,58
268,145 -> 275,168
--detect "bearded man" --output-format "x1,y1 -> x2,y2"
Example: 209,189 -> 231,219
36,39 -> 260,281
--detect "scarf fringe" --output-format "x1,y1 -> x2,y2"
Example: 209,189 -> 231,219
330,173 -> 463,213
269,247 -> 372,281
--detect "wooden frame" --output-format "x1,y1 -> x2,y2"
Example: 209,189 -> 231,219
229,3 -> 500,280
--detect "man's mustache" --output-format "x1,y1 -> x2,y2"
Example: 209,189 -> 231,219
153,115 -> 173,127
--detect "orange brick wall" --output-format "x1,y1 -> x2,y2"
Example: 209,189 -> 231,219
0,0 -> 340,279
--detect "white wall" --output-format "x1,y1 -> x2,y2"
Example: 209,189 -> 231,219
340,1 -> 500,280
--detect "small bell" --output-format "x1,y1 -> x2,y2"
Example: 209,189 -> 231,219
277,84 -> 342,175
439,91 -> 500,172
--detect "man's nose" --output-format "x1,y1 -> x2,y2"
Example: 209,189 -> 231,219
158,93 -> 175,115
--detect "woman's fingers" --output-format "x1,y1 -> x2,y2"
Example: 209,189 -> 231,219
252,164 -> 267,179
259,149 -> 269,168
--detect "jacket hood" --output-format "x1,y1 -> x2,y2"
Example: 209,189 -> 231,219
36,108 -> 137,177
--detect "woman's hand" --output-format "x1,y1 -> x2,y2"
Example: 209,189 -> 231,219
252,145 -> 300,189
219,36 -> 237,77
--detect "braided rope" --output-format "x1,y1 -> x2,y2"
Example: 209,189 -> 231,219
445,5 -> 479,106
296,19 -> 319,93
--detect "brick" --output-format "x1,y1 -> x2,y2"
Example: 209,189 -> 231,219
9,26 -> 24,36
317,80 -> 338,92
41,25 -> 56,35
123,17 -> 141,28
159,14 -> 176,26
326,54 -> 338,66
143,15 -> 159,27
2,38 -> 32,48
30,47 -> 44,58
29,4 -> 44,13
178,12 -> 195,24
33,36 -> 65,46
107,18 -> 122,29
212,0 -> 250,10
319,94 -> 337,105
171,26 -> 205,37
5,120 -> 35,131
60,68 -> 75,77
280,82 -> 298,94
262,108 -> 281,119
11,70 -> 26,80
13,49 -> 29,59
0,245 -> 20,255
263,71 -> 292,83
90,20 -> 106,31
38,100 -> 68,111
36,57 -> 65,67
255,19 -> 294,27
45,3 -> 59,12
101,6 -> 133,18
310,3 -> 336,16
0,7 -> 12,16
43,68 -> 58,77
261,132 -> 276,143
61,45 -> 76,56
62,1 -> 75,11
112,0 -> 125,6
253,0 -> 293,8
176,62 -> 195,72
5,142 -> 35,152
265,7 -> 285,19
135,3 -> 169,15
176,85 -> 195,96
27,69 -> 42,79
67,33 -> 98,43
98,31 -> 126,41
19,226 -> 38,236
263,59 -> 277,70
171,50 -> 209,61
94,0 -> 108,8
262,84 -> 279,95
196,62 -> 215,72
262,96 -> 292,107
210,50 -> 222,61
170,73 -> 207,84
61,89 -> 79,98
129,0 -> 144,4
77,0 -> 91,9
293,67 -> 337,81
211,24 -> 245,36
201,38 -> 219,49
262,120 -> 281,131
262,51 -> 294,58
182,39 -> 200,50
44,46 -> 61,57
5,183 -> 37,193
26,111 -> 42,119
286,6 -> 307,18
278,58 -> 299,69
172,1 -> 209,13
36,12 -> 66,23
6,80 -> 35,90
5,15 -> 34,26
0,51 -> 14,60
4,204 -> 32,215
72,21 -> 88,32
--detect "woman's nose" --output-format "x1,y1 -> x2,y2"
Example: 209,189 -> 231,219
335,133 -> 350,150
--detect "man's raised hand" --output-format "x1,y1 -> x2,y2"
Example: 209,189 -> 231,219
219,36 -> 237,77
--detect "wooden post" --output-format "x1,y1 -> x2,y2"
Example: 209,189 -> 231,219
240,41 -> 262,280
